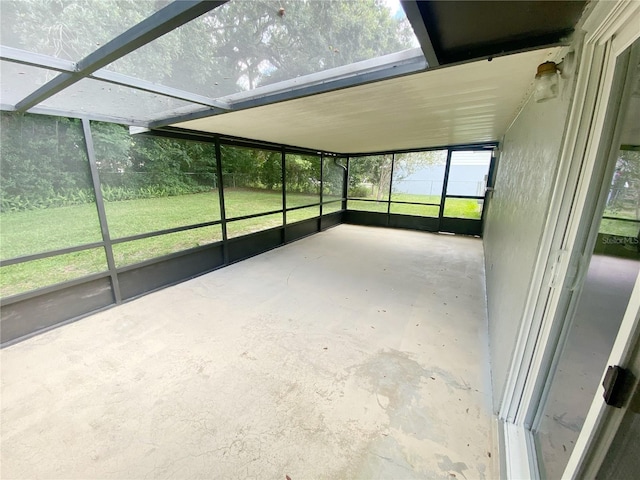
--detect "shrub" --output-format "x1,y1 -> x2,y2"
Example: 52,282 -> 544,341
348,185 -> 371,198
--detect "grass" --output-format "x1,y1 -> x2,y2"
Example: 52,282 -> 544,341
105,191 -> 221,239
599,219 -> 640,237
600,204 -> 640,237
227,213 -> 283,239
348,193 -> 483,219
1,248 -> 109,297
111,226 -> 223,266
0,189 -> 483,297
0,189 -> 329,297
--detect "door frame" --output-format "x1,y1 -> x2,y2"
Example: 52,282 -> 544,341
499,1 -> 640,478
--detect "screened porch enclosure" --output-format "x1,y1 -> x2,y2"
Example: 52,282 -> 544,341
0,0 -> 549,344
3,1 -> 614,479
0,110 -> 495,345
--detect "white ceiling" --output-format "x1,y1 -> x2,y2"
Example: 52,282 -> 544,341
173,47 -> 561,154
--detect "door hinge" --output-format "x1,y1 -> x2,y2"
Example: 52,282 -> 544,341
602,365 -> 635,408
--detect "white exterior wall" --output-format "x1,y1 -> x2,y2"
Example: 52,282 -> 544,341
483,75 -> 576,411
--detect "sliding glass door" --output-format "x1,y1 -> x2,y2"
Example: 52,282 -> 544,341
532,38 -> 640,479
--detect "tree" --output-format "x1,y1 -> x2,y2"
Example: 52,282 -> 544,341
322,158 -> 346,198
607,148 -> 640,218
0,112 -> 94,211
1,1 -> 415,207
260,151 -> 283,190
91,121 -> 132,177
285,155 -> 320,194
349,151 -> 445,200
1,0 -> 414,98
348,155 -> 392,200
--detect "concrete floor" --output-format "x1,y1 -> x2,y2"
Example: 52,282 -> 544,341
1,224 -> 496,479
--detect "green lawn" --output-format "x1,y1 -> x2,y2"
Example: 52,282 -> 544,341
0,189 -> 482,297
0,189 -> 325,297
600,206 -> 640,237
443,198 -> 484,219
227,213 -> 283,239
599,218 -> 640,237
2,248 -> 109,298
390,193 -> 441,204
105,191 -> 221,239
348,193 -> 483,219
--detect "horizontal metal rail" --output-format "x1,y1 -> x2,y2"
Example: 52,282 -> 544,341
1,202 -> 345,268
347,198 -> 390,203
347,142 -> 497,158
444,194 -> 485,200
601,216 -> 640,224
150,48 -> 427,128
0,46 -> 229,111
0,220 -> 226,267
110,220 -> 223,244
114,240 -> 223,274
389,200 -> 441,207
0,241 -> 105,267
0,45 -> 77,72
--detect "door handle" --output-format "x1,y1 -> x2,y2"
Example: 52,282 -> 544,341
602,365 -> 635,408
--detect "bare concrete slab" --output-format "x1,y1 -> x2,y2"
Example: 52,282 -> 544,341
1,224 -> 496,479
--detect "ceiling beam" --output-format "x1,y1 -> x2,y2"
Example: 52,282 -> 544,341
14,0 -> 227,113
0,45 -> 76,72
0,103 -> 148,127
89,70 -> 231,111
400,0 -> 440,67
1,45 -> 230,111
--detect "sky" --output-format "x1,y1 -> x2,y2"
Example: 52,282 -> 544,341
382,0 -> 403,18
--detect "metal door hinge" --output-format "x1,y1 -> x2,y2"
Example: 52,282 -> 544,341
602,365 -> 635,408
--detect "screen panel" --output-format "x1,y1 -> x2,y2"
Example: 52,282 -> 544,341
347,155 -> 392,205
286,153 -> 320,209
92,123 -> 221,240
221,145 -> 282,219
226,213 -> 283,239
103,0 -> 419,99
1,112 -> 103,261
